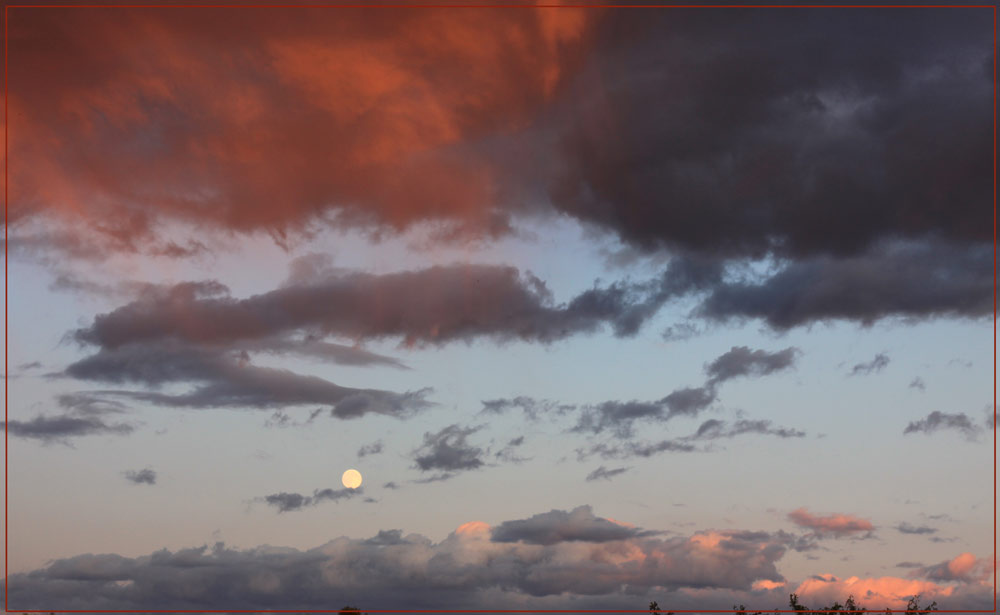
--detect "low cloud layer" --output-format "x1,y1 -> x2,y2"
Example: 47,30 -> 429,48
5,511 -> 989,611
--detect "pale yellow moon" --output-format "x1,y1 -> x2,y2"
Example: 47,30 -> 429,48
342,469 -> 362,489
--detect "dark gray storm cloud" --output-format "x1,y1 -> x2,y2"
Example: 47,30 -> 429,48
585,466 -> 629,482
4,414 -> 134,443
549,11 -> 990,259
695,240 -> 993,329
490,505 -> 658,545
257,486 -> 362,513
903,411 -> 981,441
411,424 -> 485,474
895,523 -> 937,535
124,468 -> 157,485
849,353 -> 890,377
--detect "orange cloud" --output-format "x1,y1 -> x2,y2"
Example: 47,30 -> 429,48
787,507 -> 874,537
793,574 -> 955,610
7,7 -> 598,249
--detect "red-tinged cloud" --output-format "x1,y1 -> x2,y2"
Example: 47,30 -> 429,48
787,507 -> 874,538
7,6 -> 595,247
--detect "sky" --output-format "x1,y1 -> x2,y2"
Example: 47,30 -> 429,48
0,3 -> 997,612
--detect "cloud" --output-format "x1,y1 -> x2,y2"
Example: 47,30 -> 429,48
787,508 -> 874,538
3,516 -> 813,610
577,415 -> 805,461
688,419 -> 806,441
4,414 -> 135,443
357,440 -> 384,458
411,424 -> 485,474
791,573 -> 969,611
572,345 -> 798,438
493,436 -> 530,464
490,505 -> 659,545
363,529 -> 409,547
7,7 -> 595,248
913,552 -> 993,583
705,346 -> 800,385
72,263 -> 696,354
903,411 -> 981,441
382,481 -> 400,490
124,468 -> 157,485
585,466 -> 629,482
909,377 -> 926,391
5,510 -> 991,611
696,240 -> 993,329
257,486 -> 363,513
62,341 -> 433,418
849,353 -> 890,376
895,561 -> 925,569
480,396 -> 576,421
549,11 -> 990,259
10,9 -> 991,336
895,522 -> 937,535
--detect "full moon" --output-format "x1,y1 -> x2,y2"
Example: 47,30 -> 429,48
342,469 -> 362,489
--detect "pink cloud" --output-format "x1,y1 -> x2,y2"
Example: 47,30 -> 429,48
915,552 -> 993,583
787,507 -> 874,537
793,574 -> 955,610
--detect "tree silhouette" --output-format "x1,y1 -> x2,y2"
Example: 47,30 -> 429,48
646,591 -> 942,613
649,599 -> 675,615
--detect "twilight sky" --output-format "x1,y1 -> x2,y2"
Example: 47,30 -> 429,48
1,3 -> 996,612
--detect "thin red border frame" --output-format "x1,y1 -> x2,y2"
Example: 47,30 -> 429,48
1,2 -> 996,613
